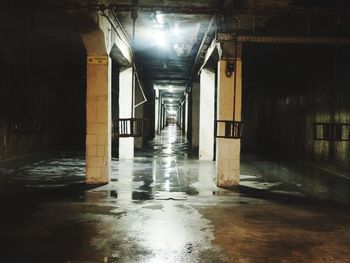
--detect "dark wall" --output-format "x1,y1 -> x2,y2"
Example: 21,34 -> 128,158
242,43 -> 350,173
0,12 -> 86,159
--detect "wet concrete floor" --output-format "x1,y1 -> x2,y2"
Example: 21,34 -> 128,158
1,124 -> 350,262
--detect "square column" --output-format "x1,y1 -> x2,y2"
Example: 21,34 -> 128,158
185,93 -> 189,135
119,67 -> 134,159
199,69 -> 215,160
216,59 -> 242,187
82,30 -> 111,184
191,82 -> 200,150
134,80 -> 144,149
154,90 -> 159,134
162,104 -> 166,129
182,101 -> 186,134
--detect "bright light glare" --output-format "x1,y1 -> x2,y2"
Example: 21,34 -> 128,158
156,13 -> 164,24
154,30 -> 166,47
168,110 -> 177,115
173,23 -> 180,36
168,98 -> 174,102
165,179 -> 170,191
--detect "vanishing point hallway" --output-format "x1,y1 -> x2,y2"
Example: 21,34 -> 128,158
2,2 -> 350,262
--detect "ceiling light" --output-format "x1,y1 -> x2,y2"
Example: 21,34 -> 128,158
154,30 -> 166,47
173,23 -> 180,36
168,110 -> 177,115
155,12 -> 164,25
155,23 -> 164,28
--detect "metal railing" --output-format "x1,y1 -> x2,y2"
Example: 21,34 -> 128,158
113,118 -> 150,138
314,123 -> 350,141
215,120 -> 242,139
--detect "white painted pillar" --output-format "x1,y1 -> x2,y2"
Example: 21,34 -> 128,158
192,82 -> 200,150
119,67 -> 134,159
162,104 -> 165,129
199,69 -> 215,160
155,90 -> 159,134
216,59 -> 242,187
160,103 -> 163,130
179,107 -> 182,129
134,80 -> 143,149
185,93 -> 189,136
158,96 -> 162,133
181,102 -> 185,134
82,30 -> 111,184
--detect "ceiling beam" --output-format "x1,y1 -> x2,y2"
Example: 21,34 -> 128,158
2,3 -> 350,16
188,14 -> 217,82
114,4 -> 350,16
218,33 -> 350,45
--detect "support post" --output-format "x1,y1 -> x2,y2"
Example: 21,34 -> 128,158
185,93 -> 189,136
119,67 -> 134,159
192,82 -> 200,151
134,79 -> 144,149
216,42 -> 243,187
155,90 -> 159,134
199,69 -> 215,160
82,30 -> 111,184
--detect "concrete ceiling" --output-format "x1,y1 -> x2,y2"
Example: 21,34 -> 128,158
108,0 -> 350,107
1,0 -> 350,109
114,0 -> 294,106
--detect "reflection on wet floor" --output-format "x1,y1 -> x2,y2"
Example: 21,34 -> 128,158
240,154 -> 350,204
109,124 -> 206,203
0,152 -> 86,192
110,124 -> 350,204
1,124 -> 350,262
1,124 -> 348,204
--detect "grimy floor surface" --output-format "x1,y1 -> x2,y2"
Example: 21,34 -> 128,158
1,125 -> 350,263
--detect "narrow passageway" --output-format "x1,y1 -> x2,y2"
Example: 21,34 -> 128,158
115,123 -> 210,201
143,124 -> 189,158
2,1 -> 350,261
145,124 -> 190,196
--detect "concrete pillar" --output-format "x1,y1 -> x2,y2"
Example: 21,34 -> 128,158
162,104 -> 165,129
180,104 -> 182,131
192,82 -> 200,150
159,100 -> 163,132
199,69 -> 215,160
82,30 -> 111,184
216,58 -> 242,187
181,105 -> 184,130
182,102 -> 186,135
160,103 -> 163,130
185,93 -> 189,136
155,90 -> 159,134
157,93 -> 162,134
134,80 -> 143,149
119,67 -> 134,159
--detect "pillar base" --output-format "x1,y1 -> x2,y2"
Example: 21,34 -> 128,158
119,137 -> 134,159
86,179 -> 109,185
216,176 -> 240,188
216,138 -> 240,187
